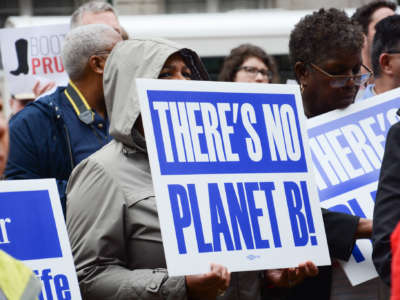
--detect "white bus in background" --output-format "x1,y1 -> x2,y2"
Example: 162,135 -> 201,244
6,9 -> 305,55
2,8 -> 358,116
5,8 -> 357,80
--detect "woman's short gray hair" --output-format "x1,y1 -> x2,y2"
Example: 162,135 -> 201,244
62,24 -> 120,80
70,1 -> 117,29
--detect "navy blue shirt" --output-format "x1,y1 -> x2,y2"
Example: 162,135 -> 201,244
60,87 -> 111,166
6,83 -> 112,214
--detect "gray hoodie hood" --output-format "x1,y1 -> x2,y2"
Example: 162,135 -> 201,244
103,38 -> 209,148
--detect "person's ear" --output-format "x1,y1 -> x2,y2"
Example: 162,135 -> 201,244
294,62 -> 309,88
379,53 -> 393,75
363,34 -> 368,47
88,55 -> 106,75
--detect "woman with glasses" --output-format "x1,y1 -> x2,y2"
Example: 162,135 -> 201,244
218,44 -> 278,84
288,8 -> 376,300
291,9 -> 372,119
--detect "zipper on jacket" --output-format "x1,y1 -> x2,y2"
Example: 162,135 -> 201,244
63,124 -> 75,170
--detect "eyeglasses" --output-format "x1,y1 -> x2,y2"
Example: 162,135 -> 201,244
310,63 -> 373,88
237,66 -> 273,79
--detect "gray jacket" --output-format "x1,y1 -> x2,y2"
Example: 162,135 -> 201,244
66,38 -> 263,300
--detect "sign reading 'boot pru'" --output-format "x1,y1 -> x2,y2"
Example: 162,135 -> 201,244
0,24 -> 69,95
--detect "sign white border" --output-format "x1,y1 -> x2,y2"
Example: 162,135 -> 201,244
307,87 -> 400,285
136,79 -> 331,276
0,179 -> 82,299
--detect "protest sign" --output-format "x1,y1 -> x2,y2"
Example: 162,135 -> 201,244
307,87 -> 400,285
0,24 -> 69,95
0,179 -> 81,299
136,79 -> 330,276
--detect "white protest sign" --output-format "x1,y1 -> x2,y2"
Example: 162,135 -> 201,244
0,24 -> 69,95
136,79 -> 331,276
307,87 -> 400,285
0,179 -> 82,299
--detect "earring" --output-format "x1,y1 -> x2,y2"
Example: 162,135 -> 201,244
300,83 -> 305,93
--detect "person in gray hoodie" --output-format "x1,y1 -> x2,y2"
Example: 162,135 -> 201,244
66,38 -> 317,300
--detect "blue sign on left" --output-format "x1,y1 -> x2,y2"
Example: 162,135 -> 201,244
0,190 -> 62,260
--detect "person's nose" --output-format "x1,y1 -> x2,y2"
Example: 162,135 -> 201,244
344,76 -> 356,88
255,72 -> 266,83
172,73 -> 188,80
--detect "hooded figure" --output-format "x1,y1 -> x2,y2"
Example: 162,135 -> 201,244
66,38 -> 265,300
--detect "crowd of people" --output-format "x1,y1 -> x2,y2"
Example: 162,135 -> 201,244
2,0 -> 400,299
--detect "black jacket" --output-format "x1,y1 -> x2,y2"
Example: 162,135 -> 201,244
285,209 -> 359,300
264,208 -> 359,300
5,87 -> 73,212
373,121 -> 400,286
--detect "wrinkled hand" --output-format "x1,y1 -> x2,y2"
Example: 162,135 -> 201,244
186,263 -> 230,300
32,80 -> 56,98
265,261 -> 318,288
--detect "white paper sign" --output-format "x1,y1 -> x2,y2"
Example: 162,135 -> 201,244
307,87 -> 400,285
0,179 -> 82,299
136,79 -> 330,276
0,24 -> 69,95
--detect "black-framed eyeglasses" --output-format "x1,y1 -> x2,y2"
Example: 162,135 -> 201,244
309,63 -> 373,88
237,66 -> 273,79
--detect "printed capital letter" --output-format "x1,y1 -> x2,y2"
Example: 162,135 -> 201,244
0,218 -> 11,244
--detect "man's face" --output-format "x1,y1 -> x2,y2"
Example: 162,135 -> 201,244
367,7 -> 395,49
80,11 -> 122,35
387,51 -> 400,87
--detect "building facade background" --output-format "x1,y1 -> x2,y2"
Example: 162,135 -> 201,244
0,0 -> 397,110
1,0 -> 397,28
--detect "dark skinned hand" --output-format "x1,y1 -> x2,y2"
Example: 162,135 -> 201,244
185,263 -> 231,300
264,261 -> 319,288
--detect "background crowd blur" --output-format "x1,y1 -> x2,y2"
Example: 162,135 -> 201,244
2,0 -> 400,300
0,0 -> 399,117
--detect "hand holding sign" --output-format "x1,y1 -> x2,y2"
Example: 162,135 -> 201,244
186,263 -> 230,299
32,79 -> 56,98
354,218 -> 372,239
264,261 -> 319,288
